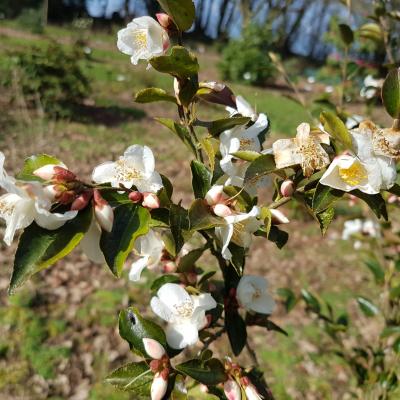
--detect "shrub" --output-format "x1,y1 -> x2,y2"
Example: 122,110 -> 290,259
218,23 -> 276,86
9,41 -> 91,117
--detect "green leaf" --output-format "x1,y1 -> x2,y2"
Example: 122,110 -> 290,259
178,248 -> 204,272
175,358 -> 226,386
244,154 -> 276,187
225,311 -> 247,356
320,111 -> 352,150
157,0 -> 195,31
191,160 -> 211,199
364,259 -> 385,284
9,207 -> 92,293
301,289 -> 321,313
134,87 -> 177,104
393,337 -> 400,354
17,154 -> 63,181
150,46 -> 199,80
105,361 -> 152,394
389,285 -> 400,300
382,68 -> 400,119
151,275 -> 181,293
119,307 -> 168,357
100,204 -> 150,277
316,207 -> 335,236
338,23 -> 354,46
381,326 -> 400,338
277,288 -> 297,313
155,118 -> 197,156
231,150 -> 261,162
169,204 -> 189,254
208,116 -> 250,136
259,226 -> 288,249
312,184 -> 344,213
356,296 -> 379,317
200,137 -> 216,172
358,23 -> 383,44
351,190 -> 388,220
223,186 -> 254,212
188,199 -> 224,231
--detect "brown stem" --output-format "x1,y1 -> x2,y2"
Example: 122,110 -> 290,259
201,328 -> 226,351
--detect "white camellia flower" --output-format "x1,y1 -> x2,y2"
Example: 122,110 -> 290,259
117,16 -> 170,65
150,283 -> 217,349
273,122 -> 330,177
360,75 -> 383,99
226,95 -> 258,121
0,153 -> 77,245
92,145 -> 163,193
215,206 -> 261,260
342,219 -> 380,240
320,123 -> 397,194
129,230 -> 164,281
236,275 -> 276,315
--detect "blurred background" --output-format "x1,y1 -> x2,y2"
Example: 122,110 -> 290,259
0,1 -> 399,399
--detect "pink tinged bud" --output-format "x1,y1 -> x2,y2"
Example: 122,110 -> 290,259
33,164 -> 75,182
143,338 -> 166,360
224,379 -> 242,400
200,384 -> 209,393
186,272 -> 197,285
71,190 -> 93,211
388,194 -> 399,204
142,193 -> 160,209
205,185 -> 226,206
156,13 -> 173,29
53,166 -> 76,182
163,261 -> 177,273
270,209 -> 289,225
151,372 -> 168,400
43,184 -> 59,202
129,191 -> 143,203
213,203 -> 233,217
280,179 -> 295,197
57,190 -> 76,205
93,190 -> 114,232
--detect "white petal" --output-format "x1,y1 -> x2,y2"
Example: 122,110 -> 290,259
157,283 -> 192,313
135,171 -> 163,193
34,207 -> 78,230
192,293 -> 217,311
166,322 -> 199,349
272,138 -> 301,169
151,296 -> 174,323
216,224 -> 233,260
249,294 -> 276,314
124,145 -> 155,175
80,219 -> 105,263
92,161 -> 117,184
129,256 -> 150,281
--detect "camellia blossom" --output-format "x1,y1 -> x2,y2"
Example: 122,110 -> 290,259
273,122 -> 330,177
142,338 -> 166,360
0,153 -> 77,245
150,283 -> 217,349
92,145 -> 163,193
320,123 -> 397,194
342,219 -> 380,240
226,95 -> 258,121
236,275 -> 276,315
224,379 -> 242,400
129,230 -> 164,281
215,206 -> 261,260
117,16 -> 170,65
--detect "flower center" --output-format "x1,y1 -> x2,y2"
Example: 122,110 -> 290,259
239,138 -> 254,150
232,222 -> 246,245
338,161 -> 368,186
133,30 -> 148,50
173,299 -> 194,318
115,160 -> 143,182
0,199 -> 15,217
298,138 -> 327,177
251,284 -> 262,300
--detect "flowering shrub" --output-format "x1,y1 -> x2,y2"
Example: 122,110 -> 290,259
1,1 -> 400,398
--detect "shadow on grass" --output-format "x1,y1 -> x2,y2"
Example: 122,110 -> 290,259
71,103 -> 146,126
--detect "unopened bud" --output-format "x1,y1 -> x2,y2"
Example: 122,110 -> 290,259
143,338 -> 166,360
205,185 -> 227,206
94,190 -> 114,232
270,209 -> 289,224
280,179 -> 294,197
142,193 -> 160,209
213,203 -> 233,217
151,371 -> 168,400
129,191 -> 143,203
43,184 -> 60,202
224,379 -> 241,400
163,261 -> 177,273
71,190 -> 93,211
388,194 -> 399,204
156,12 -> 176,32
34,164 -> 75,182
198,82 -> 236,109
57,190 -> 76,205
186,271 -> 197,285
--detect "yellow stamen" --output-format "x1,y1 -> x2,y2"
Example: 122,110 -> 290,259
133,30 -> 147,50
174,300 -> 194,318
115,160 -> 143,182
338,161 -> 367,186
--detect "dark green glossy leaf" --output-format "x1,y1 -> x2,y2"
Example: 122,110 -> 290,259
382,68 -> 400,119
338,23 -> 354,46
151,275 -> 181,293
244,154 -> 276,187
320,111 -> 352,150
9,207 -> 92,293
134,87 -> 176,104
312,184 -> 344,213
188,199 -> 224,231
105,361 -> 152,394
301,289 -> 321,313
356,296 -> 379,317
263,225 -> 288,249
351,190 -> 388,220
178,248 -> 204,272
316,207 -> 335,236
150,46 -> 199,79
100,204 -> 150,277
225,311 -> 247,356
157,0 -> 195,31
208,116 -> 250,136
175,358 -> 226,385
17,154 -> 63,181
191,160 -> 211,199
169,204 -> 189,254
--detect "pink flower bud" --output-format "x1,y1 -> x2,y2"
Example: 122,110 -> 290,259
57,190 -> 76,205
33,164 -> 75,182
93,190 -> 114,232
280,179 -> 294,197
71,190 -> 93,211
129,191 -> 143,203
212,203 -> 233,217
143,338 -> 166,360
187,272 -> 197,285
142,193 -> 160,209
388,194 -> 399,204
224,379 -> 242,400
270,209 -> 289,224
151,372 -> 168,400
205,185 -> 228,206
163,261 -> 177,273
33,164 -> 59,180
156,13 -> 170,27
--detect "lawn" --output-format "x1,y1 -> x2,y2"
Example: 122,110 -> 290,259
0,22 -> 387,400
